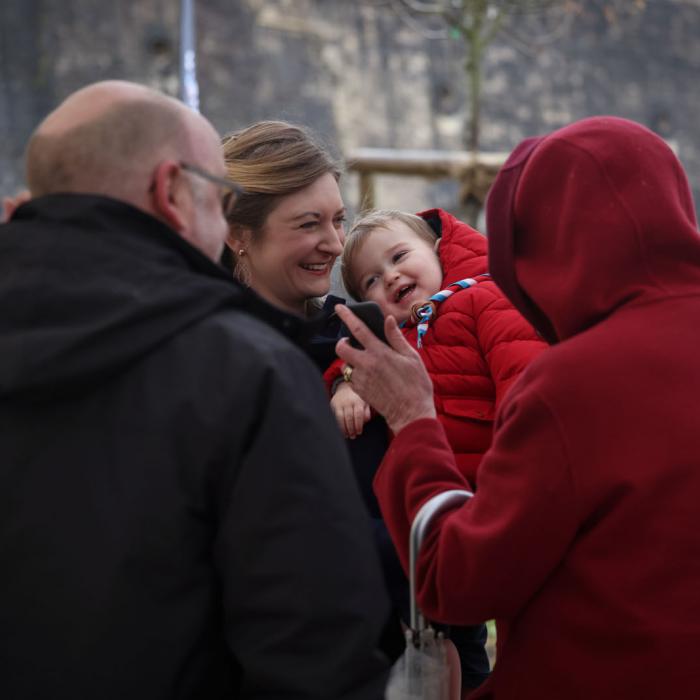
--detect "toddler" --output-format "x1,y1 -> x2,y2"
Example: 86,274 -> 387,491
327,208 -> 544,482
324,207 -> 546,692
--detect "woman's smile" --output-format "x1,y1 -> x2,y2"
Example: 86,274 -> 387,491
300,261 -> 332,274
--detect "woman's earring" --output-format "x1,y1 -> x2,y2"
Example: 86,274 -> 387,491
234,249 -> 252,287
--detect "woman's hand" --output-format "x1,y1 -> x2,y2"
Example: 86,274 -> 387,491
330,379 -> 371,439
334,304 -> 436,435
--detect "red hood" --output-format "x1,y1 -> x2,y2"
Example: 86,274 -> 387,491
486,116 -> 700,344
418,208 -> 488,285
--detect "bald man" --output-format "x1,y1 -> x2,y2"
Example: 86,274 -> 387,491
0,81 -> 389,699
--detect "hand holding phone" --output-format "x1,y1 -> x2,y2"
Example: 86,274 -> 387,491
345,301 -> 387,349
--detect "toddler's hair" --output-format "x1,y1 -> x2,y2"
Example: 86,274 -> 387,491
342,209 -> 438,300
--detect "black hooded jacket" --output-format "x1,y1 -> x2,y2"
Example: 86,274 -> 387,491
0,195 -> 389,699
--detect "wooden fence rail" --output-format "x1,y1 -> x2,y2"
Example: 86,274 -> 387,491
345,147 -> 509,211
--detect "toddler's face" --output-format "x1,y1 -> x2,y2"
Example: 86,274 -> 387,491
351,220 -> 443,323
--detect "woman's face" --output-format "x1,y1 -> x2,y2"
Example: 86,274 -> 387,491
245,172 -> 346,314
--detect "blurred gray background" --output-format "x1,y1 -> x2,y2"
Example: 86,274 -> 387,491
2,0 -> 698,218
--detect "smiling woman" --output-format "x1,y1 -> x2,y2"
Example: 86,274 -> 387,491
220,120 -> 410,668
221,121 -> 346,317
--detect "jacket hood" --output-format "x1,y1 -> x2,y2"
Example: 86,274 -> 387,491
486,116 -> 700,343
419,208 -> 488,285
0,194 -> 307,399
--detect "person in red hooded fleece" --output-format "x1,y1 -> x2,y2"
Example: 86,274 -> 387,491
334,116 -> 700,699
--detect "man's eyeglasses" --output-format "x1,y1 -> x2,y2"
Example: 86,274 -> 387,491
179,161 -> 244,218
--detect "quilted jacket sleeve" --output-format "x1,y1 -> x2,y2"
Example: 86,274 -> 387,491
474,282 -> 547,407
323,356 -> 345,395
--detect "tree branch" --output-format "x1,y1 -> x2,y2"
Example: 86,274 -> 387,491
390,0 -> 450,38
395,0 -> 446,14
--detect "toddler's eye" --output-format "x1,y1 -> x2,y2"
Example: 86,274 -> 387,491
392,251 -> 407,263
364,275 -> 377,290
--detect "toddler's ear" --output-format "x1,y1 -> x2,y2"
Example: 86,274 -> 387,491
433,238 -> 441,253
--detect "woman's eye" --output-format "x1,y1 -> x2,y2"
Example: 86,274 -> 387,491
299,220 -> 319,230
334,215 -> 347,227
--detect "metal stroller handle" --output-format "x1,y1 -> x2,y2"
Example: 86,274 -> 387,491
409,489 -> 473,633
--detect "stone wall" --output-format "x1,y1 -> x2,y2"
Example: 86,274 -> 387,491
2,0 -> 700,215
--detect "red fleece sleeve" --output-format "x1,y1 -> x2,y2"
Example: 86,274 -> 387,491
373,383 -> 577,626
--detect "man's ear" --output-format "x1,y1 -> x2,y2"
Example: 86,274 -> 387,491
2,190 -> 31,223
150,160 -> 190,232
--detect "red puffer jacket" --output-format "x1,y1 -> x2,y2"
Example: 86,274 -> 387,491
326,208 -> 545,483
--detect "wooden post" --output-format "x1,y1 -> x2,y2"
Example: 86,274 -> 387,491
358,171 -> 375,211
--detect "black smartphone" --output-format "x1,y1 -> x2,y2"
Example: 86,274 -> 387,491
345,301 -> 387,348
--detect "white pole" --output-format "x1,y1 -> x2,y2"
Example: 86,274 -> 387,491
179,0 -> 200,112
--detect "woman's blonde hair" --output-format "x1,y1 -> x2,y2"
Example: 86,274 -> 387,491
341,209 -> 438,300
221,120 -> 341,267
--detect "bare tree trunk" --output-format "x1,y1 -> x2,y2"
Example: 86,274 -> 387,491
459,195 -> 483,228
464,3 -> 485,154
460,2 -> 488,225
